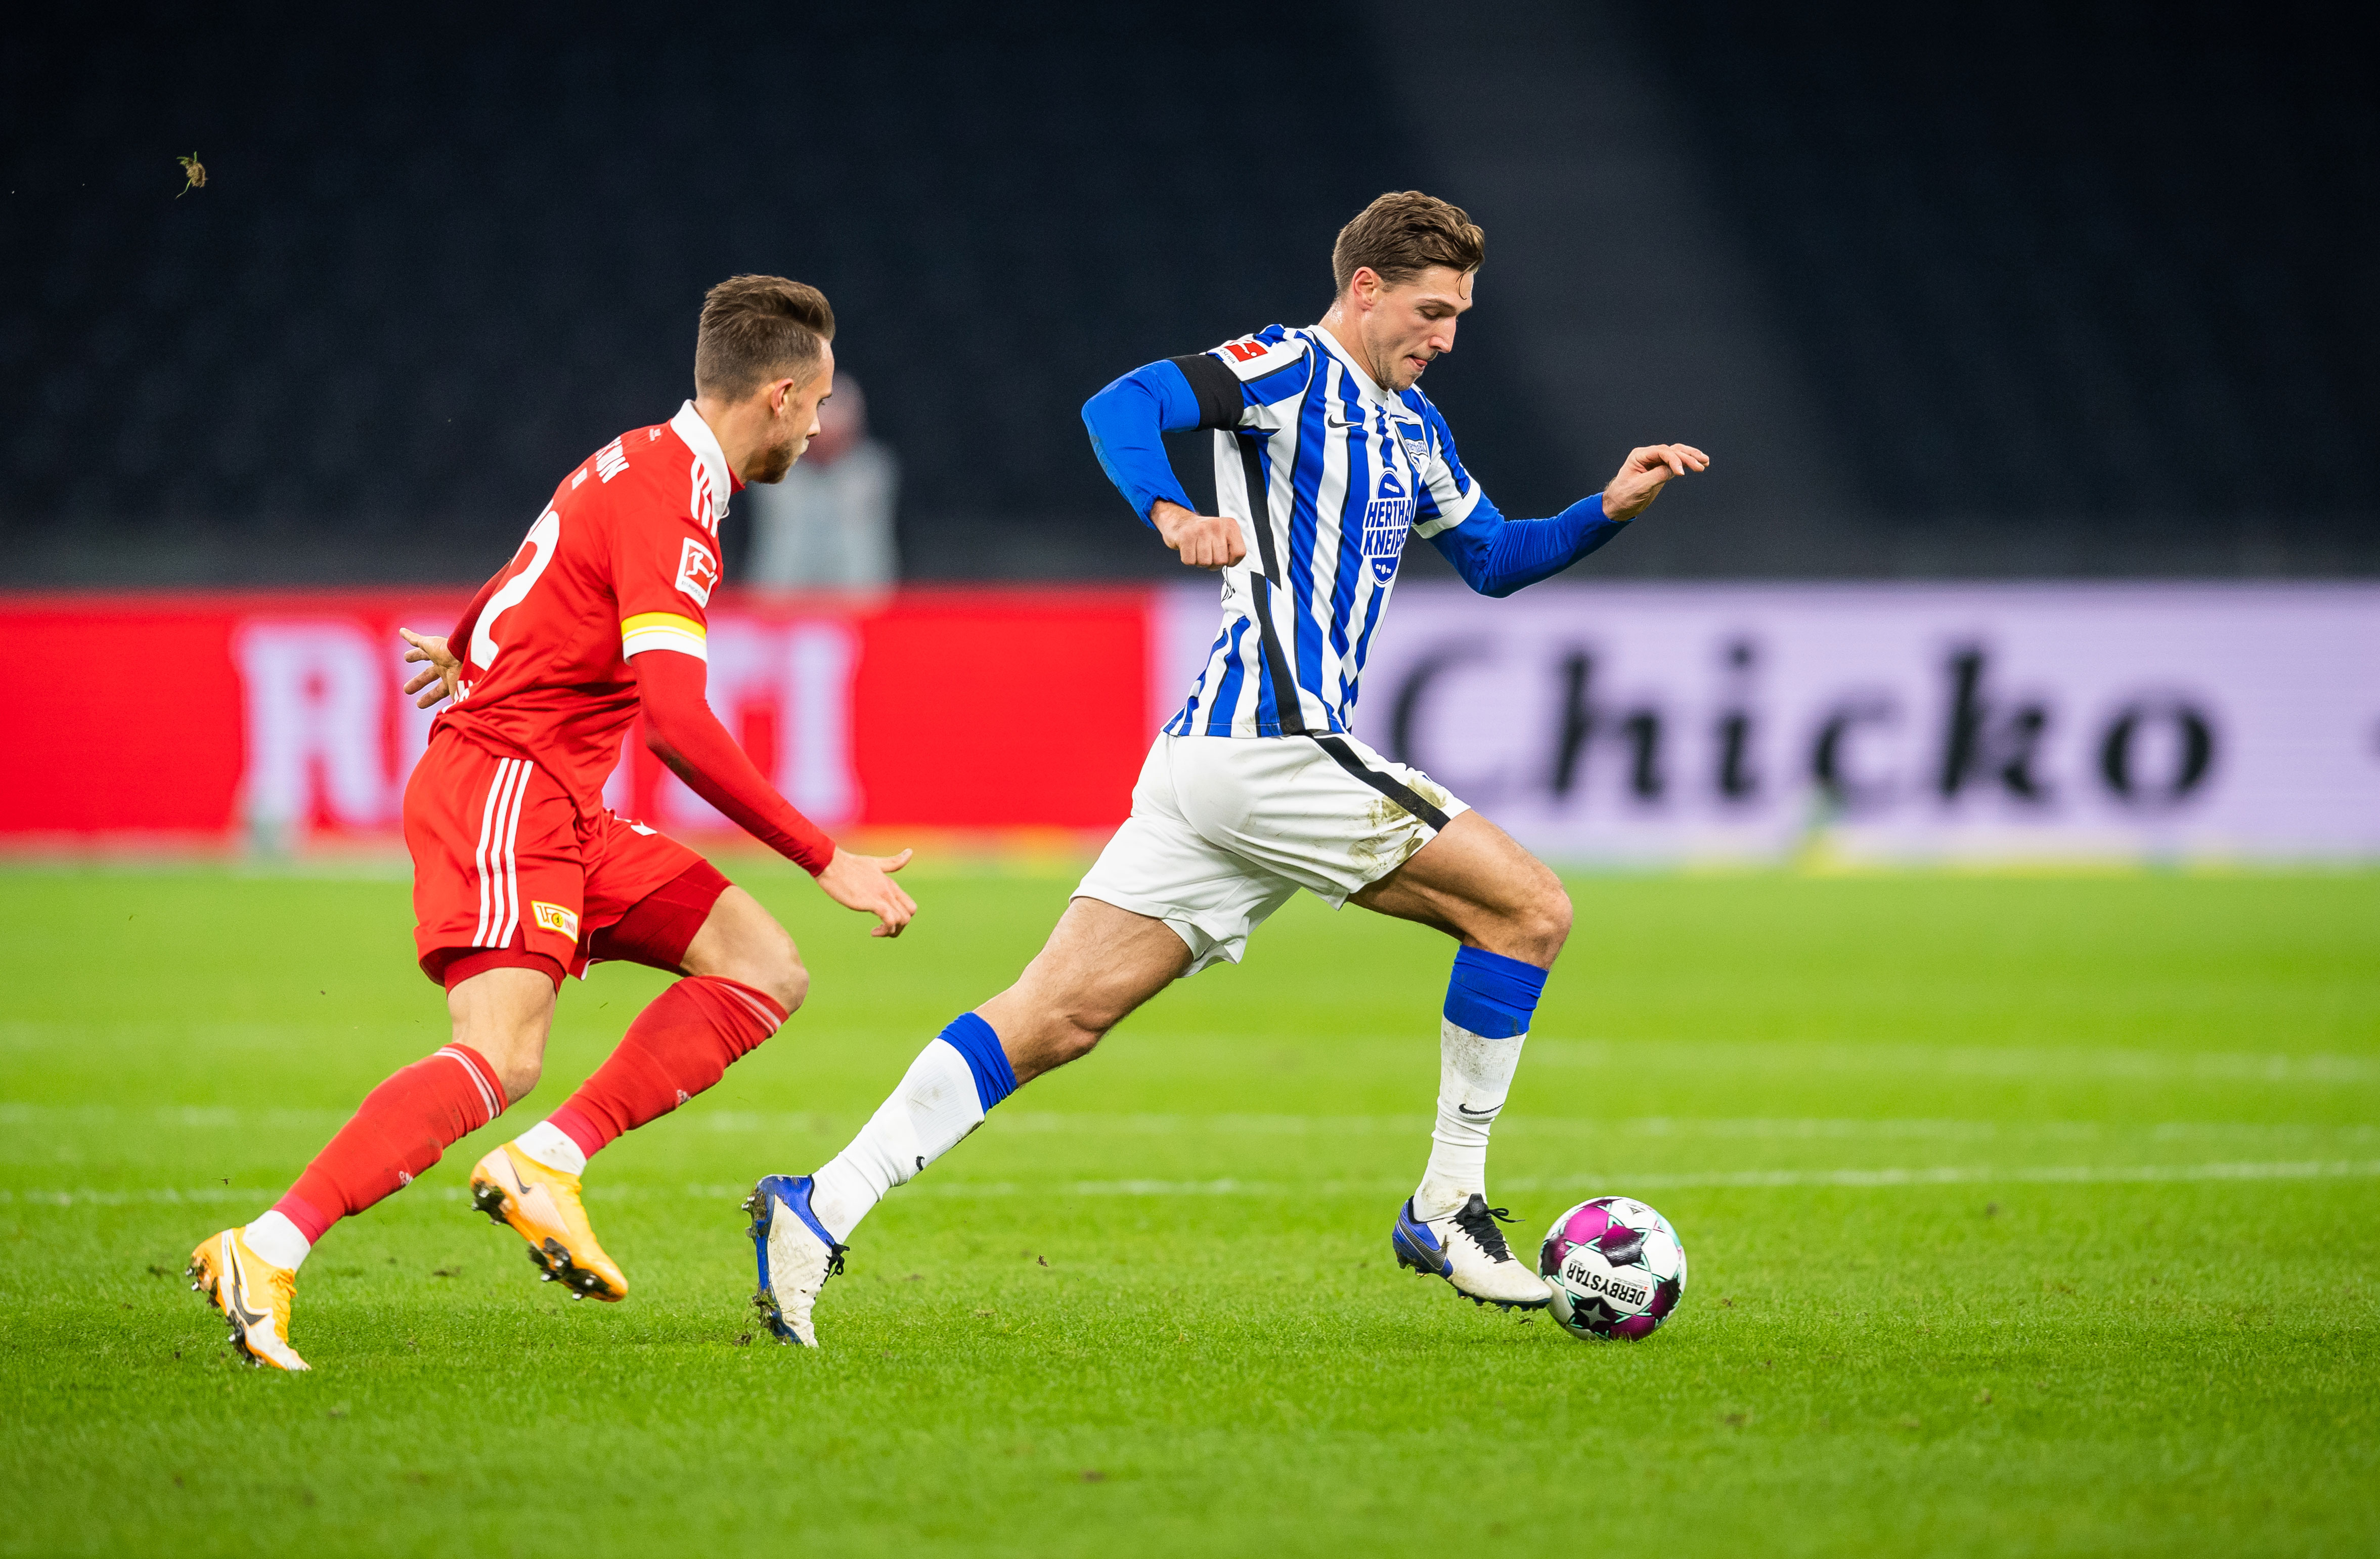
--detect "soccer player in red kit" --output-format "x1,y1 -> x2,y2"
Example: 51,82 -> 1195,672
187,276 -> 915,1370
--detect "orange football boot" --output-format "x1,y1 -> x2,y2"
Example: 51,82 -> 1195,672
468,1141 -> 629,1301
188,1227 -> 310,1370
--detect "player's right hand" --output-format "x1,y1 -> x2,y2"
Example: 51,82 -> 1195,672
1151,500 -> 1247,571
399,630 -> 463,710
816,847 -> 918,938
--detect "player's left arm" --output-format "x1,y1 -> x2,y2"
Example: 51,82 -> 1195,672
631,651 -> 917,938
615,508 -> 916,936
1418,409 -> 1709,597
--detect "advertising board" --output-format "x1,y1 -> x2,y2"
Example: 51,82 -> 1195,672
4,583 -> 2371,862
0,590 -> 1151,845
1157,582 -> 2380,862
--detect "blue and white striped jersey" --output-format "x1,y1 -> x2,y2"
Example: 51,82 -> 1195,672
1083,322 -> 1627,743
1164,324 -> 1484,739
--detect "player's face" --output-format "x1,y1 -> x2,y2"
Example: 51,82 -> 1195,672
1364,267 -> 1472,391
750,349 -> 836,484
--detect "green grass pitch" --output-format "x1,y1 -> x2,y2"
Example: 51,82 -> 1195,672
2,860 -> 2374,1556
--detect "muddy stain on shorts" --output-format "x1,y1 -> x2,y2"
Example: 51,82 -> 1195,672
1408,774 -> 1457,816
1351,793 -> 1433,877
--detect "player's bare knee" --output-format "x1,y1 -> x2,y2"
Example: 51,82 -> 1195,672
1049,1019 -> 1105,1065
708,944 -> 804,1016
493,1055 -> 542,1106
1528,878 -> 1575,957
1063,987 -> 1139,1050
756,951 -> 808,1017
688,903 -> 807,1014
1496,869 -> 1571,964
466,1028 -> 546,1104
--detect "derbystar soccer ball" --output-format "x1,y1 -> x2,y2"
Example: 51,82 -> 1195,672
1539,1196 -> 1687,1341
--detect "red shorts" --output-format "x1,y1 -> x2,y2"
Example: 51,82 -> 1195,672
404,727 -> 729,986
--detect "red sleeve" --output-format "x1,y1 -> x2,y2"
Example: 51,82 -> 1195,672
447,570 -> 505,658
632,647 -> 836,876
612,485 -> 720,660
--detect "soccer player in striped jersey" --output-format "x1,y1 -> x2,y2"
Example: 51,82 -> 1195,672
186,277 -> 916,1370
747,191 -> 1706,1344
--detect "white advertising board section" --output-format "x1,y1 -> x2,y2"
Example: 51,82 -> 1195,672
1154,583 -> 2380,862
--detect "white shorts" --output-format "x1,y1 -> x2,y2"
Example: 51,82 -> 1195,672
1075,731 -> 1470,975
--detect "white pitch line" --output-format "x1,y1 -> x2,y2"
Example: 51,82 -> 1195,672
905,1158 -> 2380,1199
5,1029 -> 2374,1086
10,1158 -> 2379,1209
1520,1041 -> 2380,1085
2,1102 -> 2369,1147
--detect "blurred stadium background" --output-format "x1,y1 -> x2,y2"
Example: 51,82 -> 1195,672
3,0 -> 2374,855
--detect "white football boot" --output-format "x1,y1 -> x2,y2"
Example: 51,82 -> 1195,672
743,1174 -> 847,1347
1392,1193 -> 1553,1310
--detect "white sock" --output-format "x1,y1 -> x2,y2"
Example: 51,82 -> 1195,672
807,1037 -> 985,1243
513,1119 -> 588,1177
1414,1017 -> 1527,1221
243,1209 -> 312,1271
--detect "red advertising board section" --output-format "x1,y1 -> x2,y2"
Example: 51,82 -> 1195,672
0,589 -> 1156,842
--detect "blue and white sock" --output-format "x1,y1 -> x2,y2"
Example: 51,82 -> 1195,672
805,1013 -> 1018,1243
1414,946 -> 1549,1222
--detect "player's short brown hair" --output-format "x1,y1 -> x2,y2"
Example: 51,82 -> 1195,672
1332,191 -> 1486,294
694,275 -> 836,400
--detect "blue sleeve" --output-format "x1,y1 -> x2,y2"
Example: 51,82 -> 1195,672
1426,492 -> 1627,597
1081,360 -> 1202,527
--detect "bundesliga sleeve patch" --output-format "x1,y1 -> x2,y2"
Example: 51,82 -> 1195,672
675,537 -> 720,605
621,612 -> 707,661
1213,334 -> 1309,382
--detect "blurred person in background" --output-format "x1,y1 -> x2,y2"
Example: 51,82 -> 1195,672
743,374 -> 899,591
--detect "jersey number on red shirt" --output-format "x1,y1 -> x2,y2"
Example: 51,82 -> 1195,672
471,509 -> 561,672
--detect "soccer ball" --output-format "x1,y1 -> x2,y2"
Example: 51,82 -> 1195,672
1539,1196 -> 1687,1341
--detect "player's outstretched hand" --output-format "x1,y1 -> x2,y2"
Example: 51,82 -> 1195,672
399,630 -> 463,710
1601,443 -> 1711,523
1151,499 -> 1247,571
817,847 -> 918,938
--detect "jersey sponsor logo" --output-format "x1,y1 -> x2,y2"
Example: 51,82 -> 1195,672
1361,467 -> 1413,582
530,900 -> 580,939
675,538 -> 720,606
1222,339 -> 1269,363
1361,497 -> 1412,582
595,437 -> 630,483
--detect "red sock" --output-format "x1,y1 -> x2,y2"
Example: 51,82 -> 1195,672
272,1045 -> 506,1243
547,977 -> 786,1160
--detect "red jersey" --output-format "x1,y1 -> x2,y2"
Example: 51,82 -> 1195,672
438,402 -> 733,823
